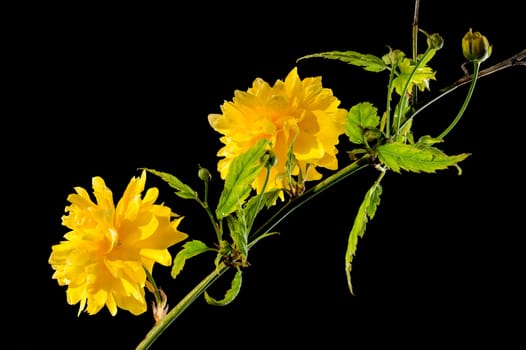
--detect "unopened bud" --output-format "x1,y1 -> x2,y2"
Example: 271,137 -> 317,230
262,151 -> 278,169
198,167 -> 211,182
462,28 -> 492,63
427,33 -> 444,50
420,29 -> 443,51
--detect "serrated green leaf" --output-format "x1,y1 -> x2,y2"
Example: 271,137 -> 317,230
376,142 -> 470,174
345,102 -> 381,145
244,189 -> 281,232
345,181 -> 383,295
225,189 -> 282,261
298,51 -> 387,72
171,240 -> 212,279
392,56 -> 436,96
204,268 -> 242,306
285,137 -> 297,184
227,214 -> 248,259
216,139 -> 269,219
144,168 -> 198,200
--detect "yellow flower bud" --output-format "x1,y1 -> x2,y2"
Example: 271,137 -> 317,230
462,28 -> 492,63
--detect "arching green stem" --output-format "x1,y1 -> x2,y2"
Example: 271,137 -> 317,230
136,154 -> 371,349
436,62 -> 480,139
136,264 -> 229,350
249,155 -> 371,241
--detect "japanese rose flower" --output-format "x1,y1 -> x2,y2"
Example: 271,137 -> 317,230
208,66 -> 347,196
49,170 -> 188,316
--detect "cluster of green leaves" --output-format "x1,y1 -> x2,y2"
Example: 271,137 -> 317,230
145,139 -> 282,306
299,29 -> 470,293
145,30 -> 473,306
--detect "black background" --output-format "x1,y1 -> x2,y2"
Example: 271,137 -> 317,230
7,1 -> 525,349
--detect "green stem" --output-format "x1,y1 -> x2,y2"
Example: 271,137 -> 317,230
394,46 -> 434,136
383,66 -> 396,137
136,154 -> 371,349
247,163 -> 272,233
197,178 -> 222,241
249,155 -> 371,241
436,62 -> 480,139
399,81 -> 462,131
411,0 -> 420,106
136,264 -> 229,350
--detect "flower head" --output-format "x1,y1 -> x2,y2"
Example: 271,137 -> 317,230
48,170 -> 188,316
208,67 -> 347,196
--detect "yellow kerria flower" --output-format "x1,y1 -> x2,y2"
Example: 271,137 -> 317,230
48,170 -> 188,316
208,66 -> 347,196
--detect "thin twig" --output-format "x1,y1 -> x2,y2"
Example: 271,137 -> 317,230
405,48 -> 526,126
442,49 -> 526,92
412,0 -> 420,60
411,0 -> 420,105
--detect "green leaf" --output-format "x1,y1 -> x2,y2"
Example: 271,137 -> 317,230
225,188 -> 282,262
298,51 -> 387,72
345,180 -> 383,295
204,268 -> 242,306
392,56 -> 436,96
382,48 -> 406,66
216,139 -> 269,219
171,240 -> 212,279
226,214 -> 248,260
285,137 -> 297,184
244,189 -> 281,231
345,102 -> 381,145
144,168 -> 198,200
376,142 -> 471,174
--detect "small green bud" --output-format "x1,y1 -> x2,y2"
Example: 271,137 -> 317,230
420,29 -> 444,51
462,28 -> 492,63
427,33 -> 444,50
198,166 -> 211,182
262,150 -> 278,168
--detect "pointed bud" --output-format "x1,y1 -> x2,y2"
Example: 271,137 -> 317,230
198,166 -> 211,182
262,150 -> 278,169
462,28 -> 492,63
